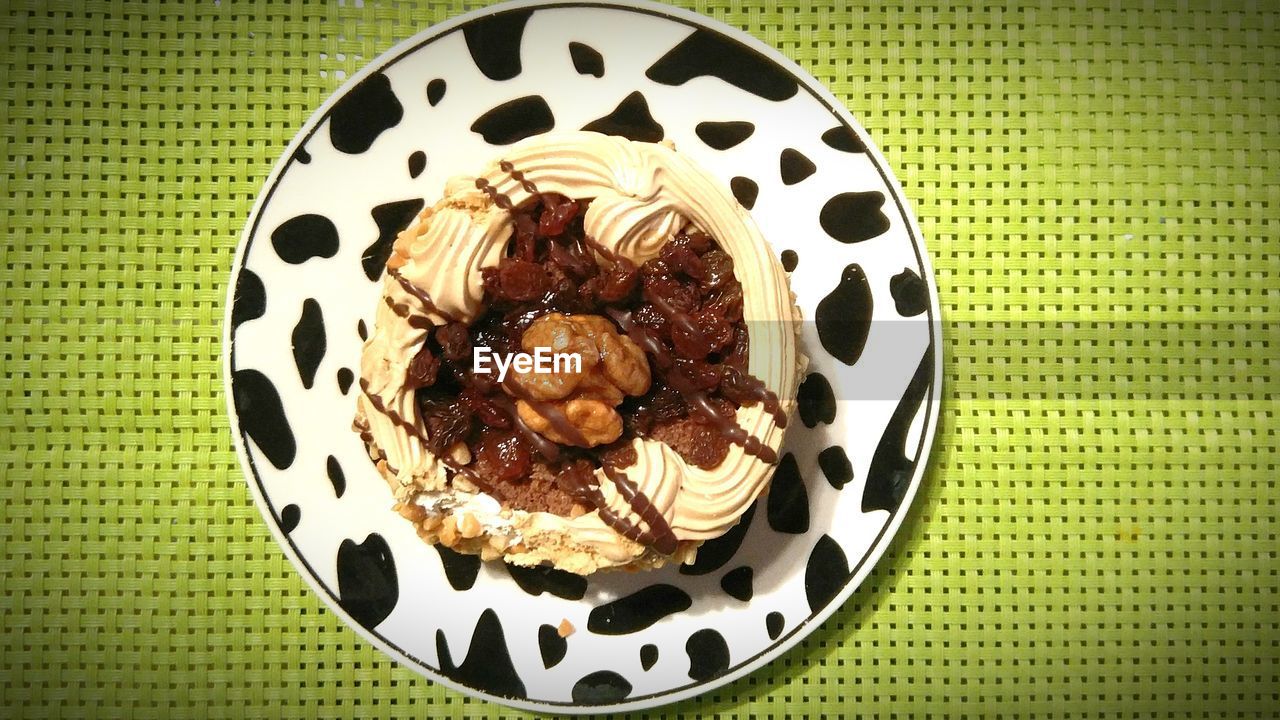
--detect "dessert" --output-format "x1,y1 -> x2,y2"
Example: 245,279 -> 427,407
356,131 -> 803,574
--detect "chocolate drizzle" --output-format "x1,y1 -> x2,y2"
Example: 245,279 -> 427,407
486,391 -> 562,463
498,160 -> 539,195
579,233 -> 624,265
360,378 -> 430,446
486,164 -> 683,555
500,377 -> 592,449
360,378 -> 498,495
607,306 -> 779,465
388,266 -> 458,324
474,176 -> 514,210
546,236 -> 595,276
582,234 -> 787,433
383,295 -> 434,329
383,253 -> 554,495
727,369 -> 787,428
600,462 -> 679,554
646,289 -> 709,350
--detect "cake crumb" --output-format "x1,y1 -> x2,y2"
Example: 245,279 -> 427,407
557,619 -> 575,638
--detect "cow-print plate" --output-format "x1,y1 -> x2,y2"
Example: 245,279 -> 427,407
222,0 -> 941,712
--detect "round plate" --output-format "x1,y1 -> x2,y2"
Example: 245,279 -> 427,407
223,0 -> 941,712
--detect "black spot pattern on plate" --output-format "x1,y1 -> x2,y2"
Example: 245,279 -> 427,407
646,28 -> 798,101
271,214 -> 339,265
780,249 -> 798,272
505,563 -> 587,600
462,9 -> 531,81
291,299 -> 326,390
361,198 -> 426,282
819,191 -> 890,244
329,73 -> 403,154
571,670 -> 631,704
680,501 -> 756,576
471,95 -> 555,145
336,533 -> 398,629
797,372 -> 835,428
326,455 -> 346,498
685,629 -> 730,681
805,534 -> 849,613
279,504 -> 300,534
640,643 -> 659,671
293,147 -> 312,164
230,268 -> 265,330
720,566 -> 753,601
766,453 -> 809,535
864,343 -> 932,513
766,611 -> 784,640
426,78 -> 446,106
336,368 -> 354,396
818,446 -> 854,490
581,91 -> 663,142
890,266 -> 929,317
435,545 -> 481,592
357,319 -> 368,341
815,263 -> 872,365
821,125 -> 867,153
408,150 -> 426,179
569,41 -> 604,77
729,176 -> 757,210
538,624 -> 567,669
587,584 -> 692,635
436,609 -> 526,699
232,369 -> 296,470
780,148 -> 816,185
694,120 -> 754,150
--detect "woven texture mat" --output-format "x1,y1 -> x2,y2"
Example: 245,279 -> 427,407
2,1 -> 1277,717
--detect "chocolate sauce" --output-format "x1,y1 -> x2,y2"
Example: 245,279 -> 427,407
388,266 -> 458,324
440,456 -> 496,496
384,296 -> 434,330
596,497 -> 669,553
726,368 -> 787,428
601,463 -> 679,554
582,466 -> 671,553
359,378 -> 431,447
581,233 -> 784,428
499,378 -> 592,449
644,289 -> 709,353
607,308 -> 779,465
546,237 -> 593,276
361,379 -> 501,496
486,391 -> 562,463
580,233 -> 627,267
485,161 -> 683,554
498,160 -> 539,195
474,177 -> 514,210
554,462 -> 599,509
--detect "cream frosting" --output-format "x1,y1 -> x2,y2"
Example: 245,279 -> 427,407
356,131 -> 803,573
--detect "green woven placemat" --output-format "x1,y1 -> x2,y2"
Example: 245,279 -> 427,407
2,1 -> 1277,717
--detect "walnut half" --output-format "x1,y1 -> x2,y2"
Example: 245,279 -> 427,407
507,312 -> 651,447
